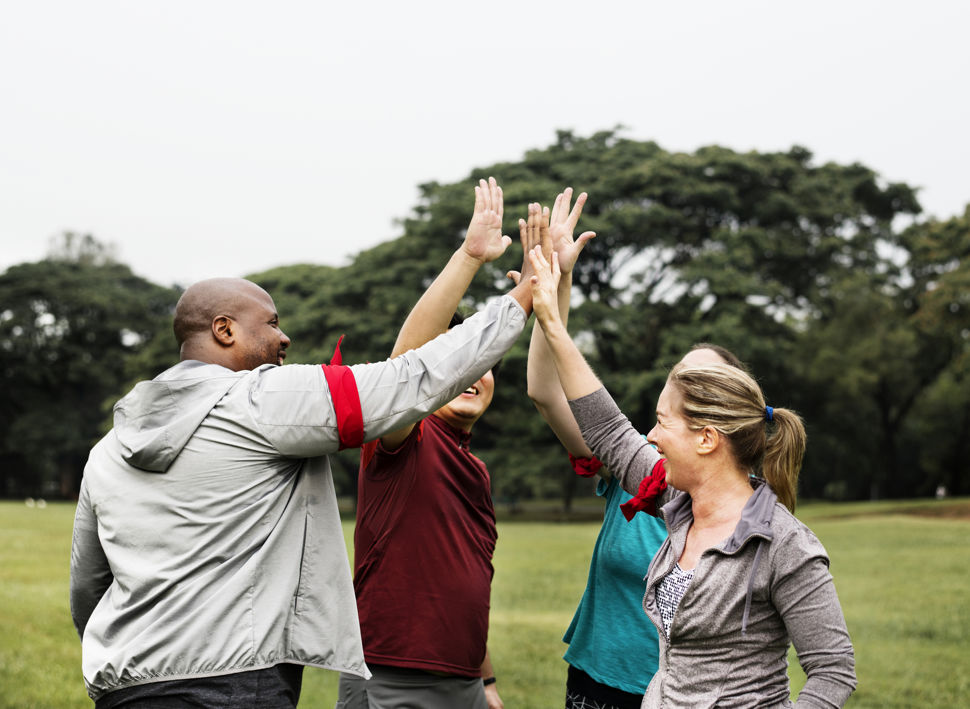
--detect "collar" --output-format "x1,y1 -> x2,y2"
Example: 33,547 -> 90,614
662,477 -> 777,551
428,413 -> 473,450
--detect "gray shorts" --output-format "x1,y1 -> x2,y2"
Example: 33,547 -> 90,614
337,664 -> 487,709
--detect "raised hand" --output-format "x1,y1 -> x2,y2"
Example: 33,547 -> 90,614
548,187 -> 596,274
516,202 -> 552,283
461,176 -> 512,264
528,242 -> 562,328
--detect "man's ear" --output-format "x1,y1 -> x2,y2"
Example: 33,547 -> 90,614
697,426 -> 720,456
212,315 -> 234,347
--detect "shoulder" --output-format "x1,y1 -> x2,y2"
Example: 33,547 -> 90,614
249,362 -> 325,389
767,505 -> 830,568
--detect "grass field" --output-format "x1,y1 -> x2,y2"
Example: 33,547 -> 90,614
1,498 -> 968,708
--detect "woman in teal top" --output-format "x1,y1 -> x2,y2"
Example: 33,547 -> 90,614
523,188 -> 744,708
561,473 -> 667,702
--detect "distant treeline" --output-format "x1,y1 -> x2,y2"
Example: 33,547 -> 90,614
2,130 -> 968,505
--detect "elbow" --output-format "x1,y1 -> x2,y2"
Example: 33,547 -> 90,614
525,378 -> 543,405
798,651 -> 858,706
527,385 -> 549,409
69,594 -> 88,641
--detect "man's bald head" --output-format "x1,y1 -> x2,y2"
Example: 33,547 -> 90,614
173,278 -> 289,370
174,278 -> 269,347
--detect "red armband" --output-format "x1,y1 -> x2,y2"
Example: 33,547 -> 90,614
320,335 -> 364,450
619,459 -> 668,521
569,453 -> 604,478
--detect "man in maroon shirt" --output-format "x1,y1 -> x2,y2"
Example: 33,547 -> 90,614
337,179 -> 538,709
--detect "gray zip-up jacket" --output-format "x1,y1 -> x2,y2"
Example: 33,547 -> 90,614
570,387 -> 856,708
70,295 -> 526,701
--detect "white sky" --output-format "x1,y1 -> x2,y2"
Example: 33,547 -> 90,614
2,0 -> 968,287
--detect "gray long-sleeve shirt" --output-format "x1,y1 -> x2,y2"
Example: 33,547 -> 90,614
570,387 -> 857,708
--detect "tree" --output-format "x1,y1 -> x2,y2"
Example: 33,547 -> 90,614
898,206 -> 970,496
0,234 -> 180,497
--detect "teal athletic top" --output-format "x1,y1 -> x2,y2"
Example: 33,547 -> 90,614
562,476 -> 668,696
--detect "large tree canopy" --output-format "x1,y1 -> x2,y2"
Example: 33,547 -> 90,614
371,130 -> 945,504
3,132 -> 968,504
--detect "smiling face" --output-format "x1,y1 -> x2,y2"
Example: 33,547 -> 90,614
228,285 -> 290,370
433,369 -> 496,432
646,380 -> 701,489
645,347 -> 730,487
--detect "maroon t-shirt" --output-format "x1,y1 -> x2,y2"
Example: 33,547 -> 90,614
353,414 -> 497,677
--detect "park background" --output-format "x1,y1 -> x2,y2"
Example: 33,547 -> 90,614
2,1 -> 969,706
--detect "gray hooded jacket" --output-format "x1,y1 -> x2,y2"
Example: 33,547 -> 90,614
570,387 -> 856,708
70,295 -> 526,701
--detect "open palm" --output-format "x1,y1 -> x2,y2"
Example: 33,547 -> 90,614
548,187 -> 595,274
463,177 -> 511,263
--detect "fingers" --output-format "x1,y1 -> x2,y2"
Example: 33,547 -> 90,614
550,189 -> 565,227
558,187 -> 573,226
474,184 -> 483,215
576,230 -> 596,250
490,176 -> 503,220
519,202 -> 543,252
527,246 -> 561,303
566,191 -> 588,229
479,178 -> 490,213
527,243 -> 552,272
518,204 -> 533,251
540,206 -> 552,258
506,270 -> 521,285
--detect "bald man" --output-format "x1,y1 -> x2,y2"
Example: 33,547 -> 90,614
70,180 -> 540,708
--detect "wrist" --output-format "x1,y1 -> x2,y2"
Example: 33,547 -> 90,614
483,676 -> 497,686
457,244 -> 488,267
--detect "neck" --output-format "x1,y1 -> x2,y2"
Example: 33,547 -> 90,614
687,468 -> 753,527
431,410 -> 475,433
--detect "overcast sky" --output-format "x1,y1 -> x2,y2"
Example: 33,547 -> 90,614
2,1 -> 968,287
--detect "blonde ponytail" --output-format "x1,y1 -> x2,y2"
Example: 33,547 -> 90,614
760,407 -> 805,512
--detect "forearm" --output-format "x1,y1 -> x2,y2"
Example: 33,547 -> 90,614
779,546 -> 857,707
791,605 -> 857,706
527,273 -> 593,457
354,296 -> 527,440
481,648 -> 503,709
480,648 -> 496,680
391,248 -> 484,356
506,279 -> 534,316
536,316 -> 603,401
70,481 -> 113,639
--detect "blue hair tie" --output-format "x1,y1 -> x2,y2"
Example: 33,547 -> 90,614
765,406 -> 774,422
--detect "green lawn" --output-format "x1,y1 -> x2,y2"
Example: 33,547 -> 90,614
1,499 -> 968,708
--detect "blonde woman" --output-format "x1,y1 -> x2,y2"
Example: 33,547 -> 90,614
525,241 -> 856,708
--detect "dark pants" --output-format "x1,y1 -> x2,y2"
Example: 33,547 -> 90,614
565,664 -> 643,709
337,664 -> 487,709
95,664 -> 303,709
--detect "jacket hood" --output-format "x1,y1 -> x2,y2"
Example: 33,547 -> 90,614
113,360 -> 246,472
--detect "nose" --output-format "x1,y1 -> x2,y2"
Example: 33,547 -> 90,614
646,423 -> 659,446
280,330 -> 291,348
